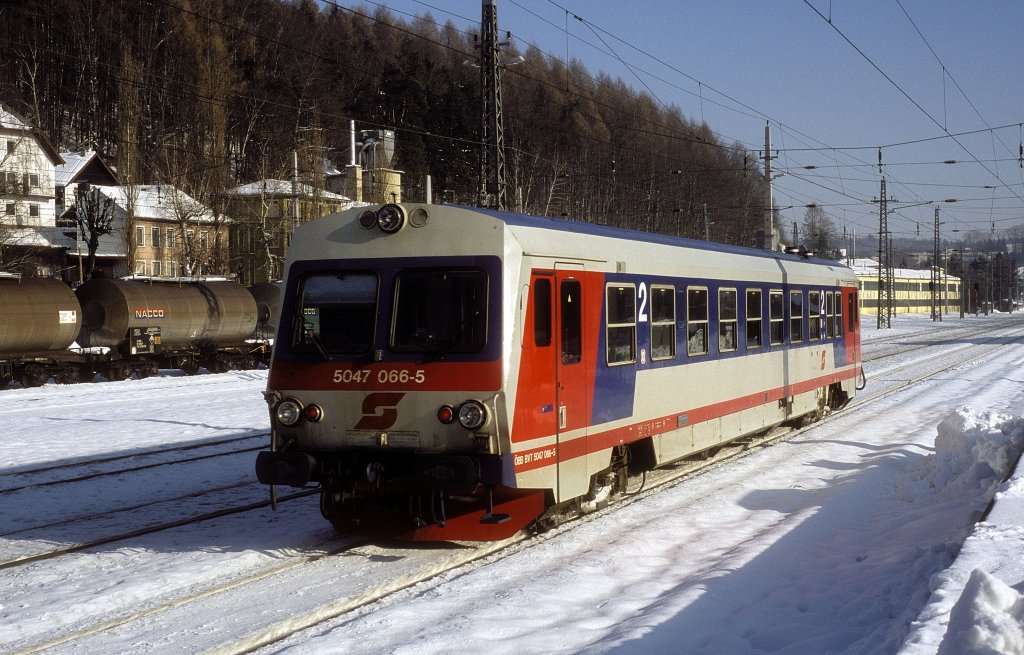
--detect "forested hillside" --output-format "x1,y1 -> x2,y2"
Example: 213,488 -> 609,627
0,0 -> 767,245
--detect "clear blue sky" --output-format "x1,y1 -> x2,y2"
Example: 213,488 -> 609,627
337,1 -> 1024,248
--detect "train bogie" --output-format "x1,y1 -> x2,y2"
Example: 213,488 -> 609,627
257,203 -> 863,540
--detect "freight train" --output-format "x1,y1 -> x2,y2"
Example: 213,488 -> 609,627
256,203 -> 864,541
0,276 -> 276,388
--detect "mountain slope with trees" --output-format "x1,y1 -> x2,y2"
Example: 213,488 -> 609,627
0,0 -> 768,245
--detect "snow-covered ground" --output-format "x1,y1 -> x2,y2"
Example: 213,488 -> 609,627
1,313 -> 1023,654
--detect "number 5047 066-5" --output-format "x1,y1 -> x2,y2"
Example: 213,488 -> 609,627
332,369 -> 426,385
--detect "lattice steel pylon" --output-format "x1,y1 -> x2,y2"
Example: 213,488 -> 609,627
876,178 -> 891,328
478,0 -> 508,210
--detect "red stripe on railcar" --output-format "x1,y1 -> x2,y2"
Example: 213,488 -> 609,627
513,365 -> 862,473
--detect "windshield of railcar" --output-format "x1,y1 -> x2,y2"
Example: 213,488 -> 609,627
292,272 -> 378,354
391,269 -> 488,354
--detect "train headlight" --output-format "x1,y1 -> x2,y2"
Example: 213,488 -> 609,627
377,204 -> 406,233
275,399 -> 302,427
458,400 -> 487,430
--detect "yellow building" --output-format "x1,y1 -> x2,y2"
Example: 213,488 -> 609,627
852,258 -> 961,315
224,179 -> 354,284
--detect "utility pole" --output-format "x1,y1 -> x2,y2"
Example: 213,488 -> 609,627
762,123 -> 778,250
478,0 -> 508,210
703,203 -> 710,241
931,206 -> 941,321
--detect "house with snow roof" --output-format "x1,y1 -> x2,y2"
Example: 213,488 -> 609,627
54,150 -> 125,282
0,102 -> 67,277
223,178 -> 355,284
95,184 -> 230,279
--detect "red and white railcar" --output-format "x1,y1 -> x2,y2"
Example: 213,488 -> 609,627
256,203 -> 862,540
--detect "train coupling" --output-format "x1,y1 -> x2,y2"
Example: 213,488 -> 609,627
255,451 -> 317,487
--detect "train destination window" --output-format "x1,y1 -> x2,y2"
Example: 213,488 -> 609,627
561,280 -> 582,364
392,269 -> 487,355
650,285 -> 676,361
769,290 -> 784,345
686,287 -> 709,356
606,284 -> 636,365
746,289 -> 762,348
295,272 -> 378,354
533,278 -> 552,347
719,288 -> 738,352
808,291 -> 821,341
790,291 -> 804,343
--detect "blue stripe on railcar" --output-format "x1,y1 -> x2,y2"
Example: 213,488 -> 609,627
590,271 -> 852,425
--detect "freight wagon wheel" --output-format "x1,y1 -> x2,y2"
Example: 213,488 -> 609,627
1,372 -> 13,388
105,367 -> 126,382
181,362 -> 200,376
20,365 -> 49,387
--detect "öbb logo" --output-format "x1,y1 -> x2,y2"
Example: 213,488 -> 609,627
134,308 -> 165,319
354,392 -> 405,430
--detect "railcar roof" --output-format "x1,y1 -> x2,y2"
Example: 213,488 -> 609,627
465,205 -> 848,269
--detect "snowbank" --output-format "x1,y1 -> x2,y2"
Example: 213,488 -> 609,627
899,408 -> 1024,654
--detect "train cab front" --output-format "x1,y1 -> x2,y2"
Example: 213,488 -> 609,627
256,212 -> 544,540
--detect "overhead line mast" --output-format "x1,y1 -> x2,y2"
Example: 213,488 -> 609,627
478,0 -> 508,211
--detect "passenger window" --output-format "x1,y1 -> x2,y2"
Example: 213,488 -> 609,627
606,284 -> 636,365
561,280 -> 582,364
746,289 -> 762,348
769,290 -> 784,345
790,291 -> 804,343
825,292 -> 835,339
834,292 -> 844,337
687,287 -> 709,356
719,288 -> 737,352
650,285 -> 676,361
534,278 -> 552,347
808,291 -> 821,341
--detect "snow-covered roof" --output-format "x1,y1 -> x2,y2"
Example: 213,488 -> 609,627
850,257 -> 952,280
96,185 -> 219,224
3,226 -> 76,250
55,152 -> 94,188
225,179 -> 351,203
3,225 -> 126,257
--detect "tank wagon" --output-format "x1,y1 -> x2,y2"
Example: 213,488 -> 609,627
77,278 -> 262,378
248,281 -> 282,341
0,278 -> 85,387
256,203 -> 864,540
0,277 -> 272,387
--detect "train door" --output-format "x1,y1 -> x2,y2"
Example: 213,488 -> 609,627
844,286 -> 861,365
555,263 -> 588,501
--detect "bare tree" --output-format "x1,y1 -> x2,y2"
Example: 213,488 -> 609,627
802,205 -> 839,257
72,182 -> 115,277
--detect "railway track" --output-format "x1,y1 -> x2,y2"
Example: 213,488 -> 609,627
0,433 -> 268,493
